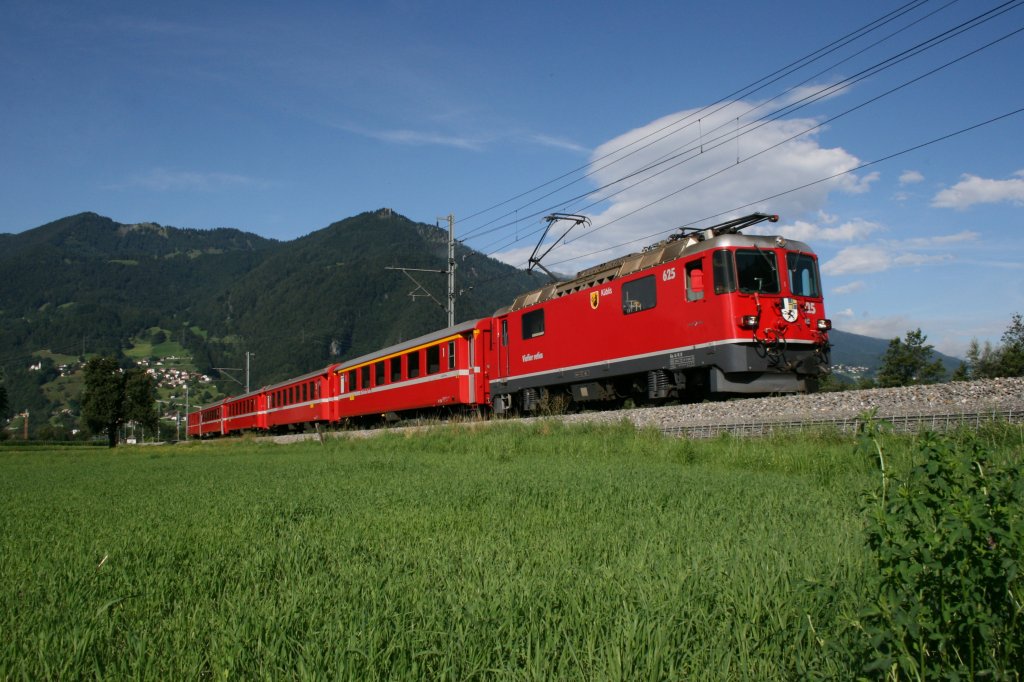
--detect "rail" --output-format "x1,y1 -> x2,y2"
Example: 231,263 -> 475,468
658,408 -> 1024,439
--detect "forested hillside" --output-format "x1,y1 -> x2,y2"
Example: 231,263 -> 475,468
0,209 -> 542,434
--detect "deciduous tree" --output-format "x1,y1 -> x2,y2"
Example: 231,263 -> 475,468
124,369 -> 158,437
875,328 -> 945,387
81,356 -> 125,448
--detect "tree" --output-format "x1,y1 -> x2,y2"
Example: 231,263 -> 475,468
81,356 -> 125,447
124,369 -> 158,438
997,312 -> 1024,377
959,313 -> 1024,379
0,369 -> 8,420
875,328 -> 945,388
80,357 -> 158,447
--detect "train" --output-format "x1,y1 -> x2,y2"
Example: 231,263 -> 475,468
187,213 -> 831,437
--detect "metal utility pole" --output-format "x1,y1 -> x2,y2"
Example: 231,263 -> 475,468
386,213 -> 457,328
445,213 -> 456,328
245,352 -> 254,393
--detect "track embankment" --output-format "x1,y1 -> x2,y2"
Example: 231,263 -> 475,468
266,377 -> 1024,443
558,376 -> 1024,439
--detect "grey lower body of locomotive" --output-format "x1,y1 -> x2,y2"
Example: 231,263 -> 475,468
490,340 -> 827,413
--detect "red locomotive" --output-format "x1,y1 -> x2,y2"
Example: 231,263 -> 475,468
187,213 -> 831,437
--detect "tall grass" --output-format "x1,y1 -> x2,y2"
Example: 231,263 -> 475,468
0,421 -> 1019,679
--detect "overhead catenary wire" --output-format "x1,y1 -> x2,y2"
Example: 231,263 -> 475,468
475,6 -> 1024,262
456,0 -> 940,240
539,105 -> 1024,272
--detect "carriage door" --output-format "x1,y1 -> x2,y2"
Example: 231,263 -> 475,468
497,316 -> 510,380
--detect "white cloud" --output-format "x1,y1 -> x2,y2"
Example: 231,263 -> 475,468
358,127 -> 486,151
899,170 -> 924,185
931,170 -> 1024,209
109,168 -> 269,192
837,315 -> 913,341
823,246 -> 891,276
898,231 -> 979,249
892,253 -> 953,267
832,281 -> 865,295
527,133 -> 589,154
822,230 -> 973,276
496,101 -> 872,270
771,217 -> 883,243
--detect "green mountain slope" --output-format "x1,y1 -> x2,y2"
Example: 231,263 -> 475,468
0,209 -> 542,430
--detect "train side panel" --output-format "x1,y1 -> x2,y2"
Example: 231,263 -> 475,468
333,326 -> 488,419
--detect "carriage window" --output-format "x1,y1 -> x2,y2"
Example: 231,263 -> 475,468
301,383 -> 307,402
448,341 -> 456,370
522,309 -> 545,339
408,351 -> 420,378
735,249 -> 780,294
622,275 -> 656,314
375,361 -> 386,385
427,345 -> 440,374
712,250 -> 736,294
390,356 -> 402,382
360,365 -> 371,388
685,261 -> 705,302
786,252 -> 821,298
347,370 -> 356,392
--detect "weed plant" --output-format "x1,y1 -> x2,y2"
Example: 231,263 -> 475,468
0,420 -> 1020,679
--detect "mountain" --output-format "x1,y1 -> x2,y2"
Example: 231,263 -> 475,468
0,210 -> 544,430
828,328 -> 962,379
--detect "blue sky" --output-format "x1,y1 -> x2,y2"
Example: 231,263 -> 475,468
2,0 -> 1023,357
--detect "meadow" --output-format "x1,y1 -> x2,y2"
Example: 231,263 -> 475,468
1,421 -> 1020,680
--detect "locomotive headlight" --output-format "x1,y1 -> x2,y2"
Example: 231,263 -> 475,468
739,315 -> 760,330
817,319 -> 832,331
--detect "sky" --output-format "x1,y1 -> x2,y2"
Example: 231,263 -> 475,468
2,0 -> 1023,358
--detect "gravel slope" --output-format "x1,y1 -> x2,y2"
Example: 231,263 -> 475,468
556,377 -> 1024,431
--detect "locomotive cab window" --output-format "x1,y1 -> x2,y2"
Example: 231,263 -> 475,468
713,250 -> 737,294
685,261 -> 705,302
622,275 -> 656,314
786,252 -> 822,298
735,249 -> 780,294
522,309 -> 545,339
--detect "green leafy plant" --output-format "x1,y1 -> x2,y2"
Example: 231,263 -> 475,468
857,431 -> 1024,679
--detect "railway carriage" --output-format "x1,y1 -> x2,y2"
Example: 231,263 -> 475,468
332,320 -> 490,422
263,366 -> 338,431
188,402 -> 227,437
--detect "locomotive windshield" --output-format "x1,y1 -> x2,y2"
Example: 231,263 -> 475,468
735,249 -> 780,294
786,252 -> 822,298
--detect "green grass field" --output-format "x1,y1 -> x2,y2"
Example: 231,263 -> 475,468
1,422 -> 1019,679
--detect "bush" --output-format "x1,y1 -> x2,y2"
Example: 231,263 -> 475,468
857,429 -> 1024,679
